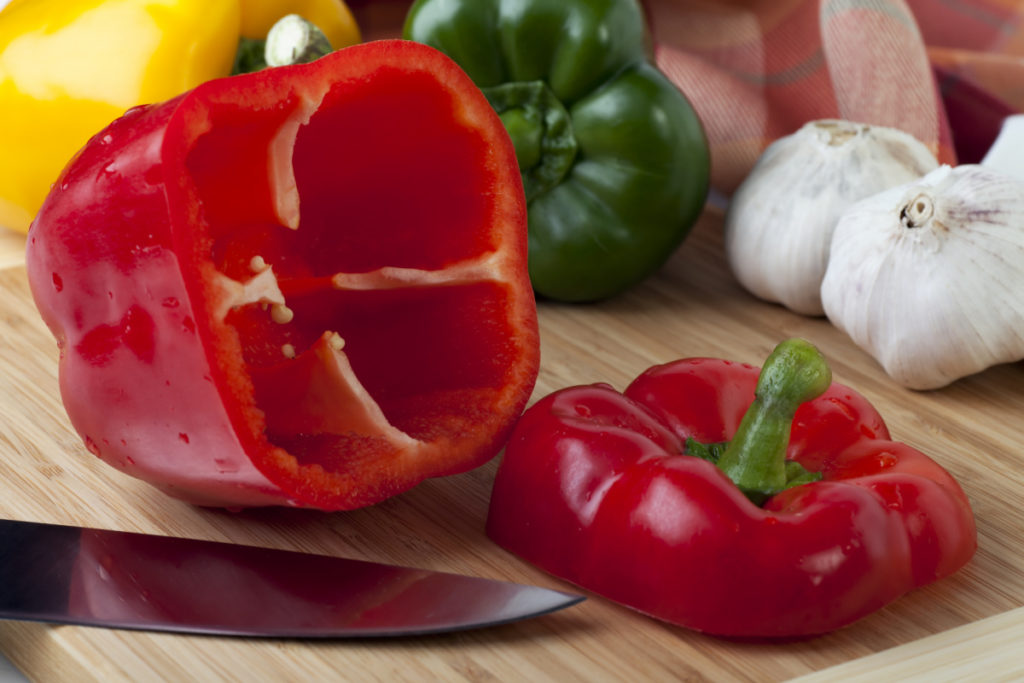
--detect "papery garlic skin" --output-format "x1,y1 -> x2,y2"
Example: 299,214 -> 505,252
821,164 -> 1024,390
982,114 -> 1024,182
725,119 -> 939,316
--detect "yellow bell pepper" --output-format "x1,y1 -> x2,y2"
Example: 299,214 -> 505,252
240,0 -> 360,51
0,0 -> 360,234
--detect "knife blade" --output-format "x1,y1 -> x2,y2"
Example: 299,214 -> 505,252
0,518 -> 583,637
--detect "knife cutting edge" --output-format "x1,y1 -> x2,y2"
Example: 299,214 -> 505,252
0,519 -> 583,638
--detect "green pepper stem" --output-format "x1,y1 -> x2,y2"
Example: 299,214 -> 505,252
482,81 -> 577,202
714,338 -> 832,504
499,109 -> 543,172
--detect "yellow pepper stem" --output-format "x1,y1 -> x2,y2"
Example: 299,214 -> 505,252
266,14 -> 332,66
232,14 -> 333,73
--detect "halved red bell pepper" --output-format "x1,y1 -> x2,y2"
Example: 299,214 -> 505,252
487,339 -> 976,637
26,39 -> 539,510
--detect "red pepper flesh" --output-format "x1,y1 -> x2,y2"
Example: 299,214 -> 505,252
487,341 -> 976,637
26,40 -> 539,511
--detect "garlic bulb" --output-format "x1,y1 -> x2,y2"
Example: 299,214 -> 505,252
821,164 -> 1024,390
725,119 -> 939,315
982,114 -> 1024,182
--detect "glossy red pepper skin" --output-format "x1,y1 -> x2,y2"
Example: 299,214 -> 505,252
26,40 -> 539,510
487,357 -> 977,637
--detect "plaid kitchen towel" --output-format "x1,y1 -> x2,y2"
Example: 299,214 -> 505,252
647,0 -> 1024,194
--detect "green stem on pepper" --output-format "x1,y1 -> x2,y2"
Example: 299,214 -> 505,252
232,14 -> 333,74
499,109 -> 543,172
232,38 -> 267,74
687,338 -> 830,505
265,14 -> 333,67
482,81 -> 577,202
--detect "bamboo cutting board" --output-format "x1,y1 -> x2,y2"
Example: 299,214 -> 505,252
0,205 -> 1023,681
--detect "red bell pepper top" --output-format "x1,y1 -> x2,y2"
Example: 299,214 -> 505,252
26,40 -> 539,510
487,339 -> 976,637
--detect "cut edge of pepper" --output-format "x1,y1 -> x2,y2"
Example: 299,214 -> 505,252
162,41 -> 537,509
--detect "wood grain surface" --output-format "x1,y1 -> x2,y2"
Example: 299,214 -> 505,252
0,205 -> 1022,681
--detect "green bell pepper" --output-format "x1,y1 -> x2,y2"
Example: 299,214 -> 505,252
403,0 -> 711,303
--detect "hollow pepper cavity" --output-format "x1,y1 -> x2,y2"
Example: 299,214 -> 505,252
487,339 -> 977,637
26,39 -> 539,510
0,0 -> 360,233
403,0 -> 710,302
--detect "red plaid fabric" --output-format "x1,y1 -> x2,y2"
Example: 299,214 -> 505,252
647,0 -> 1024,193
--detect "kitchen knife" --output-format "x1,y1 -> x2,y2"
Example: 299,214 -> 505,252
0,518 -> 583,637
